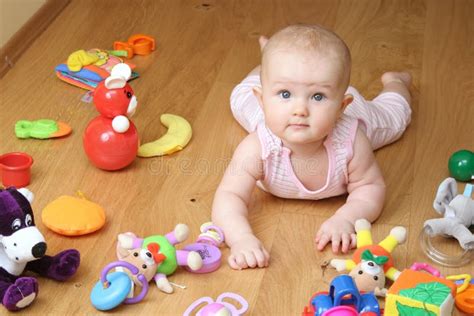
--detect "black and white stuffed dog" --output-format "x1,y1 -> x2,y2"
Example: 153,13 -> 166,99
0,187 -> 80,311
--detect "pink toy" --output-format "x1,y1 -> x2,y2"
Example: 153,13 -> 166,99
184,292 -> 248,316
83,63 -> 139,170
183,222 -> 225,273
322,306 -> 359,316
409,262 -> 441,277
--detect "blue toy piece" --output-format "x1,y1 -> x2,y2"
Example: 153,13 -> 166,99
454,278 -> 474,286
308,275 -> 380,316
90,261 -> 149,311
91,271 -> 132,311
55,64 -> 103,82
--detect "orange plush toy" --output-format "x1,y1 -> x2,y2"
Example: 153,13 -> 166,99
42,192 -> 105,236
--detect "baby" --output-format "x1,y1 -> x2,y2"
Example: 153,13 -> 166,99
212,24 -> 412,270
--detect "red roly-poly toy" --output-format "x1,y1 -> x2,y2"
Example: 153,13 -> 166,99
83,64 -> 139,170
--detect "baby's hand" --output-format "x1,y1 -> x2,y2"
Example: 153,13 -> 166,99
315,215 -> 356,253
228,233 -> 270,270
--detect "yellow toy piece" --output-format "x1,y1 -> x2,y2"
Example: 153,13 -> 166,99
67,49 -> 108,72
42,191 -> 105,236
138,114 -> 192,157
446,274 -> 471,294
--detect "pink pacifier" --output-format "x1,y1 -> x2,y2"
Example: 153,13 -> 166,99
183,292 -> 248,316
184,222 -> 225,273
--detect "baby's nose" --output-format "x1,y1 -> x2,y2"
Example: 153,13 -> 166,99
292,100 -> 308,116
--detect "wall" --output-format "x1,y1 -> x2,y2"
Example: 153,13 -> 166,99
0,0 -> 46,47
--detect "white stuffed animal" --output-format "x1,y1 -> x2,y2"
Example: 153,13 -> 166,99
424,177 -> 474,250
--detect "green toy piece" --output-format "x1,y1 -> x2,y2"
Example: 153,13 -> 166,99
361,249 -> 389,265
396,301 -> 436,316
142,235 -> 178,276
449,150 -> 474,182
15,119 -> 72,139
108,50 -> 129,57
399,282 -> 452,306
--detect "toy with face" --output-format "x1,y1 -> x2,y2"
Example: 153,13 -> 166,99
424,177 -> 474,250
93,67 -> 137,121
348,250 -> 387,295
117,224 -> 203,294
116,242 -> 165,285
330,219 -> 406,297
83,63 -> 139,170
0,188 -> 80,311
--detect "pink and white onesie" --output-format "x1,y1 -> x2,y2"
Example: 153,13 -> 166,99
230,74 -> 411,199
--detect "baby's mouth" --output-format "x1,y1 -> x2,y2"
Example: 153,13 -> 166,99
288,123 -> 309,129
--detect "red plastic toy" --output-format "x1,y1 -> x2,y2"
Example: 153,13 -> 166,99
0,152 -> 33,188
83,64 -> 139,170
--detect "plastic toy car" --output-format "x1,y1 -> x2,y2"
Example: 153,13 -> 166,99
302,275 -> 381,316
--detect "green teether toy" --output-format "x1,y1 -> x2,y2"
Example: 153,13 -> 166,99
15,119 -> 72,139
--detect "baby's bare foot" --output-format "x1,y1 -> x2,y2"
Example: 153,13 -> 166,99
381,72 -> 412,103
382,72 -> 411,88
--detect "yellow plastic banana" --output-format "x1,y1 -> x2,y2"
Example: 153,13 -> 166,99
138,114 -> 192,157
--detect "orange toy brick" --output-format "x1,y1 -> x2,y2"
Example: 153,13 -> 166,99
385,263 -> 457,316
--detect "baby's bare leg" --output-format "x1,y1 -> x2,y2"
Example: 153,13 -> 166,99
381,72 -> 412,104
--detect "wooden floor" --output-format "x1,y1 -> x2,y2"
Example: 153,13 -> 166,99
1,0 -> 473,314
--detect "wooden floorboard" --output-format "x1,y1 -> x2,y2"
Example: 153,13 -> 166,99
0,0 -> 472,314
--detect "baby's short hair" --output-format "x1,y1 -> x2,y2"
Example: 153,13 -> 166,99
262,24 -> 351,90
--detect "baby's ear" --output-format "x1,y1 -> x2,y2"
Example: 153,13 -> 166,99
341,94 -> 354,111
252,86 -> 264,108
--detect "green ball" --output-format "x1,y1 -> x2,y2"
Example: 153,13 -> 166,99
448,149 -> 474,182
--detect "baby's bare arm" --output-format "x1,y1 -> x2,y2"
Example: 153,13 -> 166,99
212,133 -> 262,244
316,128 -> 385,253
338,128 -> 386,222
212,133 -> 269,269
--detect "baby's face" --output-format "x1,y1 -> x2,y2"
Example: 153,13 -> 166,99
259,49 -> 347,146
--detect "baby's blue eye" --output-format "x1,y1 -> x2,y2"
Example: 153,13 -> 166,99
279,90 -> 291,99
312,93 -> 324,101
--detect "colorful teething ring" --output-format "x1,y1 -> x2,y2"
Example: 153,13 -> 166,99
90,261 -> 149,311
454,278 -> 474,314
